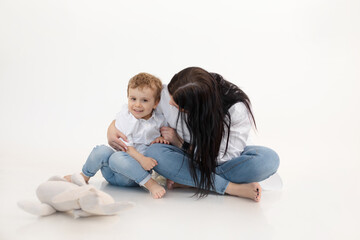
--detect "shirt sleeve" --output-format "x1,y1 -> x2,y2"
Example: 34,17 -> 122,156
217,102 -> 252,163
229,102 -> 252,148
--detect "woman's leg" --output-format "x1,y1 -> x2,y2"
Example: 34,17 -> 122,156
145,144 -> 230,195
81,145 -> 138,187
108,151 -> 166,198
146,144 -> 279,201
216,145 -> 280,183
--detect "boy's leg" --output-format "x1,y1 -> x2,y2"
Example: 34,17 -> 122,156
81,145 -> 138,187
108,151 -> 166,198
100,165 -> 138,187
108,151 -> 152,186
82,145 -> 114,178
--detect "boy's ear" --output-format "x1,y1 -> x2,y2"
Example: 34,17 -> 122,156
153,99 -> 160,109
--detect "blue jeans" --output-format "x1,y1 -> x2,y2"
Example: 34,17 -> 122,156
145,144 -> 280,194
82,145 -> 151,187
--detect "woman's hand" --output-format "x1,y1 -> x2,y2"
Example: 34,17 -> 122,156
107,120 -> 128,151
160,127 -> 183,148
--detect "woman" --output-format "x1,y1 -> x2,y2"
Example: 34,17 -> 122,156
108,67 -> 279,202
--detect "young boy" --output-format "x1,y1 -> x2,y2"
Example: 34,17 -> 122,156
66,73 -> 169,199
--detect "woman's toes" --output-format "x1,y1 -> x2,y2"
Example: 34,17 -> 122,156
166,180 -> 174,190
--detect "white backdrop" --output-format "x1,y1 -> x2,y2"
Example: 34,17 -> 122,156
1,0 -> 359,177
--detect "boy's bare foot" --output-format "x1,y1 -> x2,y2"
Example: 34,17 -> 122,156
225,182 -> 262,202
64,175 -> 72,182
166,179 -> 191,190
63,173 -> 89,183
144,178 -> 166,199
80,172 -> 90,183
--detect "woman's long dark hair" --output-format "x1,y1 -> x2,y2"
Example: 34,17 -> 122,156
168,67 -> 256,197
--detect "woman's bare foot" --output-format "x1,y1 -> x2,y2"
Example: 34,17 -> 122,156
144,178 -> 166,199
225,182 -> 262,202
166,179 -> 191,190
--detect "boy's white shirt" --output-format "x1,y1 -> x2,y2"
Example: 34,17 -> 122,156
157,84 -> 252,164
115,104 -> 167,154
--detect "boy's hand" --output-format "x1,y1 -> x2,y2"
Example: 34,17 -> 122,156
139,157 -> 158,171
151,136 -> 170,145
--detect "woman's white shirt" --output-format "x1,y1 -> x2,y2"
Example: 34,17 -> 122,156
115,104 -> 167,154
157,85 -> 191,142
158,85 -> 251,164
217,102 -> 251,164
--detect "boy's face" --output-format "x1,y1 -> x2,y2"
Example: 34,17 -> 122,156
128,87 -> 159,120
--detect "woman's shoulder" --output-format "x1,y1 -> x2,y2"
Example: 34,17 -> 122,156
157,84 -> 171,114
228,102 -> 249,124
228,102 -> 248,115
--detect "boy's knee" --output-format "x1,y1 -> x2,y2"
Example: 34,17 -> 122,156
92,145 -> 114,157
108,151 -> 133,171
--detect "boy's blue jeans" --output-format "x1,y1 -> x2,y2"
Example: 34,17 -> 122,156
82,144 -> 280,194
82,145 -> 151,187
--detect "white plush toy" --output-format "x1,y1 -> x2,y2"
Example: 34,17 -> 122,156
18,173 -> 134,218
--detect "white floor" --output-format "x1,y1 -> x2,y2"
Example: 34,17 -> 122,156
1,0 -> 360,239
1,144 -> 359,240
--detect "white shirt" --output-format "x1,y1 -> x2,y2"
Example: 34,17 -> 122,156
217,102 -> 251,164
115,104 -> 167,154
157,85 -> 191,142
157,84 -> 251,164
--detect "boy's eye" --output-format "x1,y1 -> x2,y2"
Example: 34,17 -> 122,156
131,98 -> 136,101
143,99 -> 148,102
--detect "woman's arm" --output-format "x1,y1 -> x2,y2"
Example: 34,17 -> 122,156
107,120 -> 128,151
160,126 -> 184,148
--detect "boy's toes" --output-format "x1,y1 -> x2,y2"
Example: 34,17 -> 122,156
64,175 -> 72,182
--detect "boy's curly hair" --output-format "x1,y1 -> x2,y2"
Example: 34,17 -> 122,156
127,73 -> 163,102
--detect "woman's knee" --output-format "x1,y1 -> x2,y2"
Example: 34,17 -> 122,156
145,144 -> 167,160
261,146 -> 280,172
145,144 -> 166,157
236,146 -> 279,182
145,143 -> 180,161
253,146 -> 280,180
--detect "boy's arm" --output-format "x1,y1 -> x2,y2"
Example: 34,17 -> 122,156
126,146 -> 158,171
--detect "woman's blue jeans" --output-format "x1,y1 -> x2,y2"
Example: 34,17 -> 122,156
82,145 -> 151,187
145,144 -> 280,194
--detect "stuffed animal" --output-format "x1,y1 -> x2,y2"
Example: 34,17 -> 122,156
17,173 -> 134,218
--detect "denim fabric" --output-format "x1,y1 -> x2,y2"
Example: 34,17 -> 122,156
82,145 -> 151,187
145,144 -> 280,194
